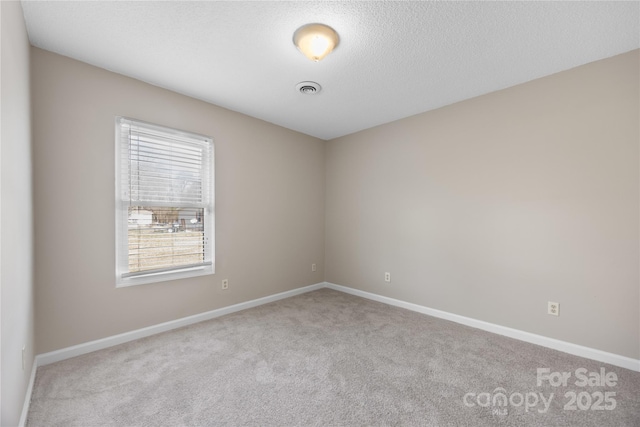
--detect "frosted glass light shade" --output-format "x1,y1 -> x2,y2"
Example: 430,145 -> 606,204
293,23 -> 339,62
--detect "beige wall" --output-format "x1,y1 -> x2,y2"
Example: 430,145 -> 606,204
325,50 -> 640,359
32,48 -> 325,354
27,41 -> 640,363
1,1 -> 35,425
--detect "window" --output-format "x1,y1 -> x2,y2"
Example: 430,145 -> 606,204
115,117 -> 214,286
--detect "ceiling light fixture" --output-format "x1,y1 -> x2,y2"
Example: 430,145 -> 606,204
293,23 -> 339,62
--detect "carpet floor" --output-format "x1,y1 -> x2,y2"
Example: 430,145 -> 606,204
27,288 -> 640,426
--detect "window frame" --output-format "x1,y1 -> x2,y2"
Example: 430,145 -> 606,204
115,116 -> 215,287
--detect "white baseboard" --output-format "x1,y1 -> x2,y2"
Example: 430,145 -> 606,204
325,282 -> 640,372
36,282 -> 324,367
33,281 -> 640,372
18,358 -> 38,427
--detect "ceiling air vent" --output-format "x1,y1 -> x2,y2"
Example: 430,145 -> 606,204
296,81 -> 321,95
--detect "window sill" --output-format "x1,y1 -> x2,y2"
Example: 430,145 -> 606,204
116,264 -> 214,287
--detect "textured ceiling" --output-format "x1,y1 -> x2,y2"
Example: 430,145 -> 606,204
21,1 -> 640,140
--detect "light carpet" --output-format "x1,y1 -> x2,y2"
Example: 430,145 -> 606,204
27,288 -> 640,426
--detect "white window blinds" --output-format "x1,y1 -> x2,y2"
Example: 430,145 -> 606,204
116,117 -> 214,286
119,119 -> 212,207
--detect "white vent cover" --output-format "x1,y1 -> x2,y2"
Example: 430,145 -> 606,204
296,81 -> 321,94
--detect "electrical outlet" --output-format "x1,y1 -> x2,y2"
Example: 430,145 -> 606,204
548,301 -> 559,316
222,279 -> 229,290
384,272 -> 391,282
312,263 -> 317,272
